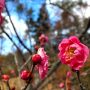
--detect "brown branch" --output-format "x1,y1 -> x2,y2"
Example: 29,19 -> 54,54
13,53 -> 20,74
19,56 -> 32,72
5,4 -> 32,54
79,18 -> 90,40
1,27 -> 28,71
49,1 -> 90,41
1,27 -> 21,54
49,2 -> 76,18
48,1 -> 80,32
7,81 -> 11,90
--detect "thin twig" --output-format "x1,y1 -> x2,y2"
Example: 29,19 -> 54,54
5,4 -> 32,54
49,1 -> 90,41
49,2 -> 76,19
1,27 -> 26,61
14,53 -> 21,74
19,56 -> 31,72
76,70 -> 85,90
1,27 -> 29,73
7,81 -> 11,90
79,18 -> 90,40
2,28 -> 19,52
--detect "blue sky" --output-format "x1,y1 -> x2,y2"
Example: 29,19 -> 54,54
2,0 -> 45,54
1,0 -> 90,54
2,0 -> 61,55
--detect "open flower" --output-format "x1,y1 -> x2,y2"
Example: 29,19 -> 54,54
35,47 -> 49,79
58,36 -> 89,70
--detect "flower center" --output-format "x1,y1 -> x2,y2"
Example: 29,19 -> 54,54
65,47 -> 76,63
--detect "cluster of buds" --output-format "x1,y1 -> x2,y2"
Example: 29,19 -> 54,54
20,36 -> 49,80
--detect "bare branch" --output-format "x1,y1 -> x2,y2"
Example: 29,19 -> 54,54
19,56 -> 32,72
13,53 -> 20,74
79,18 -> 90,40
5,4 -> 32,54
48,0 -> 90,41
49,1 -> 76,19
1,26 -> 28,69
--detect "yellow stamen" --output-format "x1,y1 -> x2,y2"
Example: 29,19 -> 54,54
65,48 -> 76,62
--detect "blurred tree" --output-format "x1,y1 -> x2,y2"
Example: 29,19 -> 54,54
0,0 -> 90,90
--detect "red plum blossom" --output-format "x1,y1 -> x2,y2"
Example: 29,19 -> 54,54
35,47 -> 49,79
58,36 -> 89,70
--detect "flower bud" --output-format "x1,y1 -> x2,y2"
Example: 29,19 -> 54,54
59,82 -> 64,88
20,70 -> 32,81
34,45 -> 39,51
32,54 -> 42,65
2,74 -> 10,82
67,71 -> 72,78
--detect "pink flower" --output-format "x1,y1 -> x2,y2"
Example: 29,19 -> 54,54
59,82 -> 64,88
0,0 -> 5,12
58,36 -> 89,70
66,71 -> 72,78
36,47 -> 49,79
39,34 -> 48,46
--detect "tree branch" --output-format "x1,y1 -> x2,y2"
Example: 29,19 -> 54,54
5,4 -> 32,54
49,2 -> 76,19
19,56 -> 32,72
1,27 -> 29,71
79,18 -> 90,40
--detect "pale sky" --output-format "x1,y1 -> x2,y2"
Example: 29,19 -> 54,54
46,0 -> 90,18
1,13 -> 36,54
1,0 -> 90,54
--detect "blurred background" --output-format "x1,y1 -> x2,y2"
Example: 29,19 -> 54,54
0,0 -> 90,90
